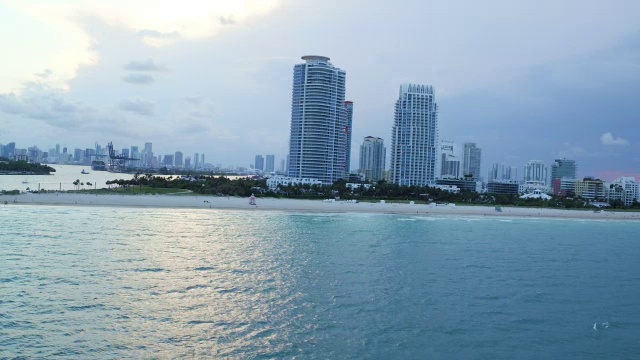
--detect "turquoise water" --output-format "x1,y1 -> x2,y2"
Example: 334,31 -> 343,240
1,206 -> 639,359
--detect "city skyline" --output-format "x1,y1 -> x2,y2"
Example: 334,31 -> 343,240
0,1 -> 639,180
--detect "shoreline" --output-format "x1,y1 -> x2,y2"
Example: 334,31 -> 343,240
7,192 -> 640,221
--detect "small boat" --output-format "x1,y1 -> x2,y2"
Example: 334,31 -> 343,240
22,178 -> 29,184
81,169 -> 89,174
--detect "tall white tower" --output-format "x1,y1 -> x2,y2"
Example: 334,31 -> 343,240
287,55 -> 347,184
390,84 -> 438,186
359,136 -> 386,182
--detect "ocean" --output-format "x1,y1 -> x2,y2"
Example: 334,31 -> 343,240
1,206 -> 639,359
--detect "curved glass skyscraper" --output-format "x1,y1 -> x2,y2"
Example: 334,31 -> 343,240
390,84 -> 439,186
288,56 -> 348,184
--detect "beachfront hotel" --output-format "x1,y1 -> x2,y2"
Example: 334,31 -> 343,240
287,55 -> 350,184
524,160 -> 548,185
389,84 -> 439,186
358,136 -> 386,182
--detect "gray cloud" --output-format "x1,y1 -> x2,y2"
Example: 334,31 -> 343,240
119,98 -> 155,116
0,93 -> 25,114
36,69 -> 53,79
0,82 -> 89,123
123,59 -> 168,72
219,16 -> 235,25
601,132 -> 629,146
122,73 -> 154,84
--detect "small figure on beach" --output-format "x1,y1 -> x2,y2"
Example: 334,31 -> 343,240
249,194 -> 257,206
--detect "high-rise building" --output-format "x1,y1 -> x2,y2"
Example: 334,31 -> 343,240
389,84 -> 438,186
551,158 -> 577,181
144,142 -> 153,166
358,136 -> 386,182
255,155 -> 264,171
185,156 -> 191,168
175,151 -> 183,167
73,148 -> 83,162
121,148 -> 130,158
439,140 -> 461,179
288,55 -> 347,184
194,152 -> 199,169
345,101 -> 354,173
200,154 -> 204,166
462,143 -> 482,180
6,142 -> 15,157
523,160 -> 548,184
163,154 -> 174,166
265,155 -> 275,173
488,163 -> 517,182
279,159 -> 285,173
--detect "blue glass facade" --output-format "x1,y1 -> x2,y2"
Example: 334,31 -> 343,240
345,101 -> 353,174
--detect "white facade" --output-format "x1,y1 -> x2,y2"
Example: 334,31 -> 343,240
266,176 -> 323,190
358,136 -> 386,181
439,140 -> 461,179
390,84 -> 438,186
288,55 -> 347,184
606,177 -> 639,206
346,183 -> 372,190
523,160 -> 548,185
519,181 -> 551,195
432,184 -> 460,193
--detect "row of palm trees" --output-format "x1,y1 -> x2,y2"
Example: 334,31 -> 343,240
72,179 -> 93,190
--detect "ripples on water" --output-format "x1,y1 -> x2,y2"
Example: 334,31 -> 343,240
1,207 -> 640,358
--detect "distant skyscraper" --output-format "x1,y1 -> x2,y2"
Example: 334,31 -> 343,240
255,155 -> 264,171
200,153 -> 204,166
6,142 -> 15,157
73,148 -> 83,162
439,140 -> 461,179
175,151 -> 183,167
144,142 -> 153,166
185,156 -> 191,168
288,55 -> 347,184
462,143 -> 482,180
121,148 -> 129,158
163,154 -> 174,166
551,159 -> 577,180
265,155 -> 275,173
389,84 -> 438,186
345,101 -> 354,173
194,152 -> 199,168
358,136 -> 386,182
279,159 -> 285,173
524,160 -> 548,184
488,163 -> 517,182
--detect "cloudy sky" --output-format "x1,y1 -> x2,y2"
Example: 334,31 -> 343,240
0,0 -> 638,179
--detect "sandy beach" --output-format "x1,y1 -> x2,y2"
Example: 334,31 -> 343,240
5,192 -> 640,220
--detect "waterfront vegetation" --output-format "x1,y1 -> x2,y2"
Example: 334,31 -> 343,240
97,174 -> 640,210
0,158 -> 56,175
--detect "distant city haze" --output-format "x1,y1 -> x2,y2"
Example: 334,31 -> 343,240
0,1 -> 639,180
